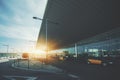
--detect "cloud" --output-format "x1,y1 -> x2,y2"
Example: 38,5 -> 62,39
0,24 -> 40,41
0,0 -> 48,53
0,0 -> 47,41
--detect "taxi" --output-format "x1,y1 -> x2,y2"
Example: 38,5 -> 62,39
87,56 -> 114,66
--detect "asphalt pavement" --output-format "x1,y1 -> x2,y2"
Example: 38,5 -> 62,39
0,60 -> 120,80
50,60 -> 120,80
0,60 -> 79,80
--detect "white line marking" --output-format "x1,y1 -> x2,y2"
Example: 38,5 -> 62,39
68,74 -> 80,79
3,75 -> 37,80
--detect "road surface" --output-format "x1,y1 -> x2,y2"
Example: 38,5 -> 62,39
0,60 -> 79,80
51,60 -> 120,80
0,60 -> 120,80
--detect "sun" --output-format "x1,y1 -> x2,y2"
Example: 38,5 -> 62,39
33,49 -> 46,54
29,49 -> 46,59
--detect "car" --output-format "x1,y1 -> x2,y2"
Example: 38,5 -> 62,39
87,57 -> 114,66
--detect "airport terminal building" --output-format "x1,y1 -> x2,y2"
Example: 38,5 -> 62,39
37,0 -> 120,57
52,27 -> 120,57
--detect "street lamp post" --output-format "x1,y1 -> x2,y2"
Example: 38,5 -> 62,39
29,40 -> 36,51
33,17 -> 58,59
75,43 -> 78,58
2,44 -> 9,53
45,19 -> 48,54
33,17 -> 48,59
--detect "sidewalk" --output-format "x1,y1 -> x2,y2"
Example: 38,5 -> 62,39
12,59 -> 63,73
0,59 -> 9,63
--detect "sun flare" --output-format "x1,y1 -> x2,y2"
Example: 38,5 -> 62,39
28,49 -> 46,59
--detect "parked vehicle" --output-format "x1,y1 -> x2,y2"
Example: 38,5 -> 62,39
87,56 -> 114,66
87,51 -> 120,66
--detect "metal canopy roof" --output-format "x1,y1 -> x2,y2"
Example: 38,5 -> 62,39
37,0 -> 120,50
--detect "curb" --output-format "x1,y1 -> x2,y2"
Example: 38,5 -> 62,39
11,62 -> 80,80
11,63 -> 64,74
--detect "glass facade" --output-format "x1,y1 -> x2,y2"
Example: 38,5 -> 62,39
52,27 -> 120,57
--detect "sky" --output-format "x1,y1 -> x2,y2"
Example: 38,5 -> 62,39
0,0 -> 47,53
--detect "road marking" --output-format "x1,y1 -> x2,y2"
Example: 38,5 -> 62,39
3,75 -> 37,80
68,74 -> 80,79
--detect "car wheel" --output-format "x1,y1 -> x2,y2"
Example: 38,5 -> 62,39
102,62 -> 107,66
87,61 -> 90,64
